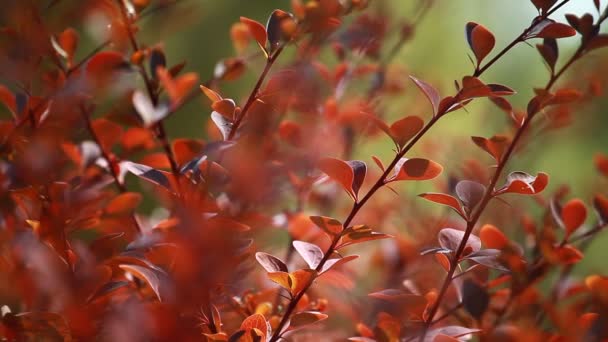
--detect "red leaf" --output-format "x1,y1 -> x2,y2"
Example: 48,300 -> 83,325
211,99 -> 236,119
389,158 -> 443,182
465,22 -> 496,65
555,245 -> 584,264
409,75 -> 440,115
458,76 -> 515,101
531,0 -> 558,14
561,199 -> 587,237
536,38 -> 558,71
536,22 -> 577,39
495,171 -> 549,195
105,192 -> 142,215
418,193 -> 465,218
318,158 -> 365,200
86,51 -> 129,77
240,16 -> 268,52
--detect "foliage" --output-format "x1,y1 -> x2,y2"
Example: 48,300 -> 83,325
0,0 -> 608,341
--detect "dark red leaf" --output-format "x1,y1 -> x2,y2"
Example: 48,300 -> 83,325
462,279 -> 489,320
465,22 -> 496,65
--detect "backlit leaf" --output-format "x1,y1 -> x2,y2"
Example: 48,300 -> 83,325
318,157 -> 355,200
409,75 -> 440,115
438,228 -> 481,254
293,240 -> 324,269
255,252 -> 288,273
290,311 -> 328,328
310,216 -> 343,237
240,16 -> 268,52
418,193 -> 465,218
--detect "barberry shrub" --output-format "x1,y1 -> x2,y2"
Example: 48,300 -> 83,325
1,0 -> 608,341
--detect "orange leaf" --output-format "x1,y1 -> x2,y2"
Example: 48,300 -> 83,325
240,17 -> 267,51
309,216 -> 343,237
240,314 -> 267,338
390,158 -> 443,182
200,85 -> 223,103
479,224 -> 509,249
157,67 -> 199,106
418,193 -> 465,218
389,116 -> 424,147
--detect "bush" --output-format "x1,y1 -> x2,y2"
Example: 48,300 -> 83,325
1,0 -> 607,341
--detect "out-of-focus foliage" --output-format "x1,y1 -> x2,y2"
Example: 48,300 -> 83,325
1,0 -> 608,341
